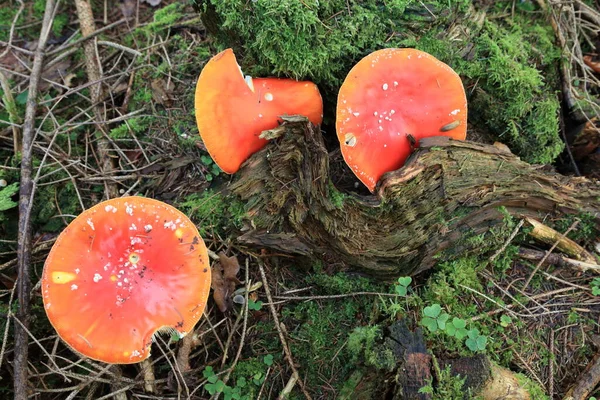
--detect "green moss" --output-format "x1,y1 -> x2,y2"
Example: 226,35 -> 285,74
514,372 -> 549,400
146,3 -> 186,33
418,363 -> 476,400
179,190 -> 246,236
347,325 -> 396,370
306,271 -> 383,294
109,117 -> 151,140
200,0 -> 466,88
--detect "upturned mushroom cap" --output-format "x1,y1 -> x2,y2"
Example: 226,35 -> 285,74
336,48 -> 467,192
41,197 -> 211,364
195,48 -> 323,174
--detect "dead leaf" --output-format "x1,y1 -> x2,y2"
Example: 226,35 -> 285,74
583,55 -> 600,74
0,48 -> 27,79
151,78 -> 174,107
572,118 -> 600,161
40,59 -> 71,92
220,253 -> 241,285
120,0 -> 136,19
210,252 -> 242,312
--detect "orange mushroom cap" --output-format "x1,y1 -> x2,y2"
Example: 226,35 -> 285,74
195,48 -> 323,174
336,48 -> 467,192
41,197 -> 211,364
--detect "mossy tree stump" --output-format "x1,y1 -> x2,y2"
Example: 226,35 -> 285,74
231,118 -> 600,279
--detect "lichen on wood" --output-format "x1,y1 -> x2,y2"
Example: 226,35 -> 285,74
231,117 -> 600,279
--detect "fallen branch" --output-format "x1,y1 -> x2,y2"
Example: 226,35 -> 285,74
74,0 -> 117,198
14,1 -> 56,398
563,350 -> 600,400
518,248 -> 600,275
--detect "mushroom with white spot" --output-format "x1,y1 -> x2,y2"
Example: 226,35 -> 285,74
41,197 -> 211,364
336,48 -> 467,192
195,48 -> 324,174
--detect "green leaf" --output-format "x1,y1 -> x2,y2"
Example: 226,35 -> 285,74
476,336 -> 487,351
465,337 -> 478,352
467,328 -> 480,339
437,313 -> 449,330
15,90 -> 28,105
0,183 -> 19,212
248,299 -> 263,311
397,277 -> 412,287
207,375 -> 218,384
452,317 -> 466,329
205,383 -> 218,395
236,377 -> 247,388
202,366 -> 214,379
263,354 -> 274,366
200,155 -> 213,165
500,315 -> 512,327
423,304 -> 441,318
422,316 -> 438,333
445,323 -> 456,336
454,328 -> 468,340
215,380 -> 226,392
394,285 -> 407,296
205,173 -> 213,182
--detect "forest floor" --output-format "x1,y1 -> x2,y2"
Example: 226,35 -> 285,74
1,0 -> 600,399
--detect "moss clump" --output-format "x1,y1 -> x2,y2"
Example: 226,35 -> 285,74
198,0 -> 467,87
463,20 -> 563,164
179,190 -> 246,236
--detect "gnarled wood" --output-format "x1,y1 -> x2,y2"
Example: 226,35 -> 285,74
232,118 -> 600,278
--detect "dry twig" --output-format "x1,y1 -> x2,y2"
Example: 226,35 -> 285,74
14,1 -> 57,398
256,258 -> 312,400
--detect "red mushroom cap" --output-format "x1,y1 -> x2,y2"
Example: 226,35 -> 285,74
336,48 -> 467,191
195,48 -> 323,174
41,197 -> 211,364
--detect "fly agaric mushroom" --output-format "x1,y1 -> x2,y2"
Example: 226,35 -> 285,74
41,197 -> 211,364
336,48 -> 467,191
195,48 -> 323,174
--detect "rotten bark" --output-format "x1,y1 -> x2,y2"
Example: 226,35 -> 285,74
231,118 -> 600,279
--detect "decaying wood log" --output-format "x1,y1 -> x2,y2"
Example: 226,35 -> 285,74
231,117 -> 600,279
339,321 -> 531,399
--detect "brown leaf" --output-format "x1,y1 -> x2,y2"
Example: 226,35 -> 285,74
40,59 -> 71,92
584,55 -> 600,74
210,253 -> 242,312
151,78 -> 174,107
220,252 -> 241,285
211,264 -> 229,312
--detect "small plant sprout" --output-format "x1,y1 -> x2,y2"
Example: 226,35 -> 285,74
444,317 -> 468,339
263,354 -> 274,366
500,315 -> 512,327
421,304 -> 450,333
465,328 -> 488,352
394,276 -> 412,296
591,278 -> 600,296
248,299 -> 263,311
